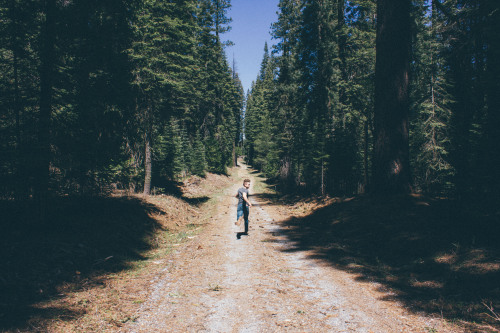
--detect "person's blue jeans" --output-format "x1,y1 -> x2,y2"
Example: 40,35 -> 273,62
237,203 -> 250,233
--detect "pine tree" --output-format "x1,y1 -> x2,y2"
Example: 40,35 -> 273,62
195,0 -> 241,174
37,0 -> 57,216
410,0 -> 454,195
190,130 -> 207,176
213,0 -> 233,45
54,0 -> 136,194
332,0 -> 376,195
433,0 -> 489,198
344,0 -> 376,192
0,0 -> 244,199
162,118 -> 188,181
272,0 -> 303,191
268,0 -> 376,195
0,0 -> 40,199
230,66 -> 244,167
129,0 -> 197,194
244,44 -> 279,177
481,0 -> 500,200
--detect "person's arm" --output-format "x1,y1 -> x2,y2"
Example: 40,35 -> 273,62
242,192 -> 252,207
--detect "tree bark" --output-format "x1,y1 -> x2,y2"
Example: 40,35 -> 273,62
143,130 -> 152,195
372,0 -> 412,194
363,118 -> 369,191
280,155 -> 292,192
337,0 -> 347,83
232,141 -> 237,167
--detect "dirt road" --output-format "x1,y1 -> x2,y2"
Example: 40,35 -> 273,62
123,164 -> 457,333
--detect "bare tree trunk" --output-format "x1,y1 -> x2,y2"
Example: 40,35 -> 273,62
321,158 -> 325,196
232,141 -> 237,167
337,0 -> 347,83
280,156 -> 291,192
143,130 -> 152,195
363,118 -> 369,191
372,0 -> 411,194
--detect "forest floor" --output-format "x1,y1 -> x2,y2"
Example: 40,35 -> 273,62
1,162 -> 499,332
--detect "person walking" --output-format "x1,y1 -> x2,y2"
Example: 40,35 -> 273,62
235,178 -> 252,235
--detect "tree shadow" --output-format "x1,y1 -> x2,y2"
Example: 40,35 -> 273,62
0,196 -> 165,330
273,195 -> 500,330
181,196 -> 210,205
252,192 -> 326,208
151,178 -> 209,206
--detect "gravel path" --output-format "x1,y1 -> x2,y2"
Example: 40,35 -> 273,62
123,165 -> 458,333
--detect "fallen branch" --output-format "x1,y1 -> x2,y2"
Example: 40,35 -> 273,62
482,301 -> 500,322
93,256 -> 114,266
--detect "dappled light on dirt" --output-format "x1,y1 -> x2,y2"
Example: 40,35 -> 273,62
265,194 -> 500,331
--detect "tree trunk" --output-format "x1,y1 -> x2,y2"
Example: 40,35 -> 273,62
37,0 -> 56,219
143,131 -> 152,195
363,118 -> 369,191
337,0 -> 347,83
372,0 -> 411,194
280,156 -> 292,192
232,141 -> 237,167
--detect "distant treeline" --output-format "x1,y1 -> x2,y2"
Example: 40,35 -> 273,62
0,0 -> 243,200
245,0 -> 500,199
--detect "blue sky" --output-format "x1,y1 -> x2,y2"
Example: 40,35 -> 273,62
224,0 -> 280,94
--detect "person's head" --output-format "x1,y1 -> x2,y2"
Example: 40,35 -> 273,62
243,179 -> 251,188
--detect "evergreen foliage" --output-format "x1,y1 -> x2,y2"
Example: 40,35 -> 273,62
244,0 -> 498,199
410,0 -> 454,194
0,0 -> 498,202
246,0 -> 376,196
0,0 -> 243,201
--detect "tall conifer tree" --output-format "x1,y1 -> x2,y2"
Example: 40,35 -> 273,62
129,0 -> 197,194
372,0 -> 412,194
410,0 -> 453,194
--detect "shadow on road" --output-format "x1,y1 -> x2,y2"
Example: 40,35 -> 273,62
0,196 -> 164,330
270,195 -> 500,331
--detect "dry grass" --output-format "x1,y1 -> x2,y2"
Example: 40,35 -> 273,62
181,173 -> 233,199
